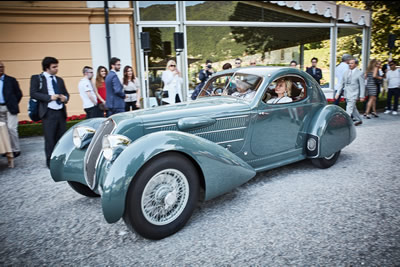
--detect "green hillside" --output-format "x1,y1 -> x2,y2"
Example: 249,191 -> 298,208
139,2 -> 246,62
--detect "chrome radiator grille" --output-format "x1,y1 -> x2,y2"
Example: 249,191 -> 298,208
84,119 -> 115,189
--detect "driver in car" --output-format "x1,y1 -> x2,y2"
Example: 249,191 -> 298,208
231,79 -> 256,100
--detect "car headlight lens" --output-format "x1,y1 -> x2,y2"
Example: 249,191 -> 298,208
73,126 -> 96,149
102,134 -> 131,161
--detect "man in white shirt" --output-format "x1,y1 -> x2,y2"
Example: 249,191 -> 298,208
384,60 -> 400,115
334,54 -> 352,105
30,57 -> 69,168
78,66 -> 102,118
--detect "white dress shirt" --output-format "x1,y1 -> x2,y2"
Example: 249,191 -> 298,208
42,72 -> 63,110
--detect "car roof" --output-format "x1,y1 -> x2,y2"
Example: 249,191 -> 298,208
212,66 -> 305,79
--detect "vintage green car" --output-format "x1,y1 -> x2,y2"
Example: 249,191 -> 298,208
50,67 -> 356,239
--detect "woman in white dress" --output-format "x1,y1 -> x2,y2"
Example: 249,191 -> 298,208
122,66 -> 141,111
267,78 -> 293,104
161,60 -> 183,105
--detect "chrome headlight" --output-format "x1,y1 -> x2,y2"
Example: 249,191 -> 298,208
73,126 -> 96,149
102,134 -> 131,161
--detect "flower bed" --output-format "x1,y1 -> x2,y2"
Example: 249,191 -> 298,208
18,114 -> 87,137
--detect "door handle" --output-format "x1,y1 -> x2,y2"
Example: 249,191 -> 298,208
258,112 -> 269,116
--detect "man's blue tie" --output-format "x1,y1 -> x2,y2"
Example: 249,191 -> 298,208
50,76 -> 62,105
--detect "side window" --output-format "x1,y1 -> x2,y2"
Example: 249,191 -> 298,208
263,75 -> 307,104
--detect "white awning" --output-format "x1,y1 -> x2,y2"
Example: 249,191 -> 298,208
269,1 -> 371,26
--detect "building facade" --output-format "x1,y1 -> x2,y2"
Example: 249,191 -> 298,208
0,1 -> 371,119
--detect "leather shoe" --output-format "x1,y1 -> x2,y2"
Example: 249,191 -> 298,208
354,121 -> 362,126
13,151 -> 21,158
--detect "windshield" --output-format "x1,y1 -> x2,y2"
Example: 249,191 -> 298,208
197,73 -> 263,101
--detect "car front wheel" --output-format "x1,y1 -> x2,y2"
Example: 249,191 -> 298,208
123,152 -> 200,240
311,150 -> 341,169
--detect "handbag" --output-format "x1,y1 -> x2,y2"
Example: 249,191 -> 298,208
28,75 -> 42,122
98,103 -> 108,111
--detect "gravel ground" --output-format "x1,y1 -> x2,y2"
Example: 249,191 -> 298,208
1,113 -> 400,266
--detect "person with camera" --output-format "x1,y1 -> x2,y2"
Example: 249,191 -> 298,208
161,60 -> 183,105
191,60 -> 214,100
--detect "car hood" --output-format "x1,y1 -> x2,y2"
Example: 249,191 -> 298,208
110,97 -> 252,125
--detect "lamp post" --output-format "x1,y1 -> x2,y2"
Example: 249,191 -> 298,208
140,32 -> 151,109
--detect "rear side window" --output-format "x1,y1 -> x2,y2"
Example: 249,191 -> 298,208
263,75 -> 307,104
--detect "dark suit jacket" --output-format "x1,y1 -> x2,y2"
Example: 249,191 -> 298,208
306,67 -> 323,84
30,74 -> 69,119
2,75 -> 23,114
105,71 -> 125,110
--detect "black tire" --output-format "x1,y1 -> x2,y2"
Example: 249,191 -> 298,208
67,181 -> 100,198
311,150 -> 341,169
123,152 -> 200,240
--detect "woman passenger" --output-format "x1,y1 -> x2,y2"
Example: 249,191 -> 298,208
267,78 -> 293,104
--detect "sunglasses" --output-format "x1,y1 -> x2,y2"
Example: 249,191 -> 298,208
235,62 -> 241,65
169,65 -> 176,67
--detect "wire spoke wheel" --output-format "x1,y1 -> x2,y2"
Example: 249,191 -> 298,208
123,152 -> 199,240
141,169 -> 189,225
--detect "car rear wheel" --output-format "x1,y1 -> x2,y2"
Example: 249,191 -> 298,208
67,181 -> 100,197
311,150 -> 341,169
123,152 -> 199,240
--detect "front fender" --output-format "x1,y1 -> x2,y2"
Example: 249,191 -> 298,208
50,118 -> 106,183
101,131 -> 256,223
307,105 -> 356,158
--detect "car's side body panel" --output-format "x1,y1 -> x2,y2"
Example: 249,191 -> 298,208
100,131 -> 256,223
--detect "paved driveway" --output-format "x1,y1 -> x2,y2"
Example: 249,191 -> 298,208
1,113 -> 399,266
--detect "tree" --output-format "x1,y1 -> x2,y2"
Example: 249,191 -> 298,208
338,1 -> 400,61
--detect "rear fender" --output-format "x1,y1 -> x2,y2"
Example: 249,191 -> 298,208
50,118 -> 106,184
101,131 -> 256,223
307,105 -> 356,158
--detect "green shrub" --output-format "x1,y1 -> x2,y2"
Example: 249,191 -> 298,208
19,120 -> 83,138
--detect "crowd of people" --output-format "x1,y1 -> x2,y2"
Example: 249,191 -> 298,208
333,55 -> 399,126
0,54 -> 398,168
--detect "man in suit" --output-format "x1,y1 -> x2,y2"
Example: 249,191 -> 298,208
105,57 -> 125,116
335,58 -> 365,126
30,57 -> 69,168
334,54 -> 351,105
0,61 -> 23,157
306,57 -> 323,85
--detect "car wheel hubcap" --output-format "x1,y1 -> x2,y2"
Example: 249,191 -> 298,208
141,169 -> 189,225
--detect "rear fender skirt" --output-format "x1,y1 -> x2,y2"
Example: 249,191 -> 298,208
307,105 -> 356,158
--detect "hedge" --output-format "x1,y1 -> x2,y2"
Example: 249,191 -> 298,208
18,120 -> 83,138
